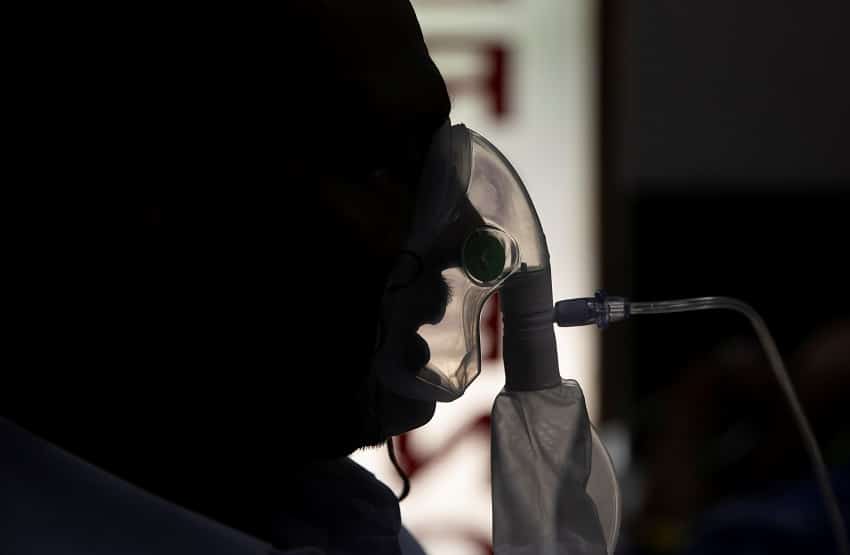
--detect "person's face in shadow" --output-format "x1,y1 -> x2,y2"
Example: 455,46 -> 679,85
314,139 -> 494,448
269,0 -> 455,456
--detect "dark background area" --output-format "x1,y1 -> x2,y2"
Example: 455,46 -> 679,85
599,1 -> 850,553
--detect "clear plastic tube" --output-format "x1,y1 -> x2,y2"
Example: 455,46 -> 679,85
629,297 -> 849,555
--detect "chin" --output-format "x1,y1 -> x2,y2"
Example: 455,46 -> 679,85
377,387 -> 437,437
315,382 -> 437,457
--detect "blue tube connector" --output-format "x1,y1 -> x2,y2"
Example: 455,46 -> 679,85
554,290 -> 629,329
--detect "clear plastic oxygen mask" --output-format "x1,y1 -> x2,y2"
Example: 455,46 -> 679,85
373,122 -> 548,402
373,121 -> 623,554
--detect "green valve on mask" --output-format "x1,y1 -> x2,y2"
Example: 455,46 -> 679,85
463,228 -> 506,284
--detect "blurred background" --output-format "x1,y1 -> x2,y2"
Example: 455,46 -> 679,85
353,0 -> 850,554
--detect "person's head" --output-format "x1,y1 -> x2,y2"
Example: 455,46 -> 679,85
178,0 -> 449,455
9,1 -> 450,464
286,1 -> 453,455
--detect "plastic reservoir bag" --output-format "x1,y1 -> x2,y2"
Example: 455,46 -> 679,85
492,379 -> 621,555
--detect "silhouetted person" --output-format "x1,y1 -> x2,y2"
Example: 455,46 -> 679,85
2,2 -> 450,553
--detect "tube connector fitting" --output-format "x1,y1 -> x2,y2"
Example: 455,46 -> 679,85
554,290 -> 629,329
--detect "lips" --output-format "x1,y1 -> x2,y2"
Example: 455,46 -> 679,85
412,271 -> 451,326
404,333 -> 448,393
405,333 -> 431,372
